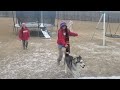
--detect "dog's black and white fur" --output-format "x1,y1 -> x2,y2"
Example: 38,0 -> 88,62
64,54 -> 85,71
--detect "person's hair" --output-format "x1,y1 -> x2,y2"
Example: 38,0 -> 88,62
60,25 -> 67,29
65,26 -> 69,36
21,27 -> 26,30
21,24 -> 27,30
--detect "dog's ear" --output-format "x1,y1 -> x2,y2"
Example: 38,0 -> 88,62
79,55 -> 81,58
79,55 -> 82,59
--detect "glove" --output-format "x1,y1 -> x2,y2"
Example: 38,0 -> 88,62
65,44 -> 68,48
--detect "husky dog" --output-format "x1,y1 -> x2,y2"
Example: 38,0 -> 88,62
64,54 -> 85,71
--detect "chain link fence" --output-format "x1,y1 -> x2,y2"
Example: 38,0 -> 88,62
0,11 -> 120,23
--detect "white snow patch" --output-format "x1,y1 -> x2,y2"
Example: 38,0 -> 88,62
78,76 -> 120,79
33,53 -> 39,57
30,43 -> 42,46
77,45 -> 94,52
116,42 -> 120,45
111,51 -> 120,55
32,58 -> 38,61
0,42 -> 2,48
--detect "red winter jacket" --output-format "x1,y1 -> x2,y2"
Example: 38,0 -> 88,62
57,29 -> 78,47
19,27 -> 30,40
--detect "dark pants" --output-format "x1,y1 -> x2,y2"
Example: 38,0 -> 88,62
22,40 -> 28,49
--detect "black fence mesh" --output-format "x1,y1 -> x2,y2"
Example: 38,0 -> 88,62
16,11 -> 56,25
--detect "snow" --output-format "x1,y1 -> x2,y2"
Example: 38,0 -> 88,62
0,40 -> 71,79
78,76 -> 120,79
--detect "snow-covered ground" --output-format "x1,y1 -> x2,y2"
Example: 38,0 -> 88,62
78,76 -> 120,79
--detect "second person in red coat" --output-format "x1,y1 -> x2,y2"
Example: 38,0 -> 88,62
19,23 -> 30,50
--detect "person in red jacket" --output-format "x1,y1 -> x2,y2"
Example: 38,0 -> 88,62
57,22 -> 78,65
19,23 -> 30,50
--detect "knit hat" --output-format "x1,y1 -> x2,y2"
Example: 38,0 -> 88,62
21,23 -> 26,27
60,22 -> 67,28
